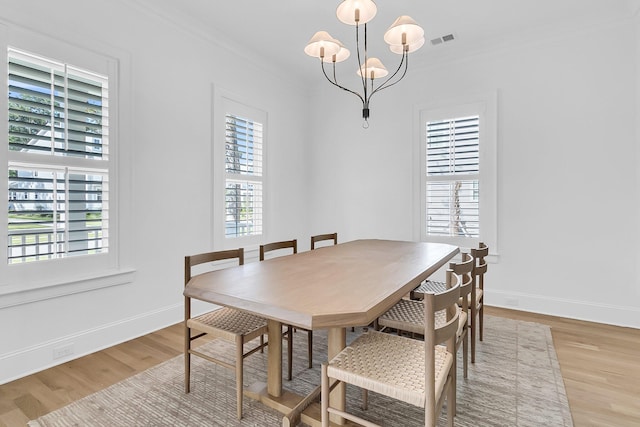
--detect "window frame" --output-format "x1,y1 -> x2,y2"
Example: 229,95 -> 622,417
425,115 -> 480,238
0,22 -> 133,307
414,92 -> 498,254
7,47 -> 110,264
212,90 -> 268,250
224,111 -> 264,240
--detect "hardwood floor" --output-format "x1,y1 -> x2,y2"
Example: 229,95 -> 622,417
1,308 -> 639,426
486,307 -> 640,427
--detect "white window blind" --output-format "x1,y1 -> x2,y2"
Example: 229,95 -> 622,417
224,113 -> 263,238
426,115 -> 479,238
7,48 -> 109,264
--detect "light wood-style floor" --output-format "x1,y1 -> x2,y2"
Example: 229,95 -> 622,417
1,307 -> 639,427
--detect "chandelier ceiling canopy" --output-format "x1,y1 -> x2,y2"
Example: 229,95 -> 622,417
304,0 -> 425,127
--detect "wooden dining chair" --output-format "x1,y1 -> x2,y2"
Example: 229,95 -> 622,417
259,239 -> 313,380
378,252 -> 473,380
310,232 -> 337,250
470,242 -> 488,363
321,269 -> 460,427
184,248 -> 268,420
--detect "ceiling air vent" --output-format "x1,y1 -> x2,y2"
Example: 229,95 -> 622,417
430,33 -> 456,46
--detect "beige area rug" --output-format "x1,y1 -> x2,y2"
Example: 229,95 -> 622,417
29,316 -> 573,426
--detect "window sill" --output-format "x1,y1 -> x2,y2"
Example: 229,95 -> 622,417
0,269 -> 136,309
423,236 -> 499,263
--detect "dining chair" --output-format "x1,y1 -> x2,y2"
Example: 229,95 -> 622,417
184,248 -> 268,420
470,242 -> 488,363
259,239 -> 313,380
378,252 -> 473,380
321,269 -> 460,427
310,232 -> 337,250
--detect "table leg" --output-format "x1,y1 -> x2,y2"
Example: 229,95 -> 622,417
327,327 -> 346,425
267,319 -> 283,397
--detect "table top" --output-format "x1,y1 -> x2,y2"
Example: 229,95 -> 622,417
184,239 -> 459,330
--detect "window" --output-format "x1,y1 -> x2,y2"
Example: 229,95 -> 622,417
222,99 -> 265,240
416,94 -> 497,252
426,116 -> 479,238
0,24 -> 129,304
7,48 -> 109,264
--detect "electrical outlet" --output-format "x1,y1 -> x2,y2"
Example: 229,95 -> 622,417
52,343 -> 74,360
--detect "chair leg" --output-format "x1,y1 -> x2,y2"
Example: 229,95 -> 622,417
307,330 -> 313,369
471,307 -> 477,364
287,326 -> 293,381
446,377 -> 455,427
451,353 -> 457,416
425,395 -> 436,427
184,298 -> 191,393
260,334 -> 265,353
235,335 -> 244,420
362,388 -> 369,410
184,334 -> 191,393
479,303 -> 484,341
321,363 -> 330,427
463,330 -> 469,379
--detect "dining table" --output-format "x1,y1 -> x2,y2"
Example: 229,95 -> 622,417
184,239 -> 459,426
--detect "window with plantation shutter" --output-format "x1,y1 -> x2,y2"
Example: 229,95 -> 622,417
224,112 -> 263,238
426,116 -> 480,238
7,48 -> 109,264
417,95 -> 497,253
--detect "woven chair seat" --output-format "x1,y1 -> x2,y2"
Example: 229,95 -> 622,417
327,330 -> 452,408
379,299 -> 466,337
414,280 -> 481,311
413,279 -> 446,295
187,307 -> 268,342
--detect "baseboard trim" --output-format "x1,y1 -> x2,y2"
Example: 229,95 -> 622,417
488,289 -> 640,329
0,303 -> 183,385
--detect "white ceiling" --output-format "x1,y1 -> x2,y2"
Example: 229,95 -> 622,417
133,0 -> 637,84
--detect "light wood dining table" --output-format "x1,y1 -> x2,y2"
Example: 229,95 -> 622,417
184,239 -> 459,426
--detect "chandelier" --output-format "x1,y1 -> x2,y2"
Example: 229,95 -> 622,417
304,0 -> 424,127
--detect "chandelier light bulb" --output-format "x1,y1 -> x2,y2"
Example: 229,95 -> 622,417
356,57 -> 388,79
336,0 -> 377,25
383,15 -> 424,47
389,37 -> 425,54
322,40 -> 351,63
304,31 -> 341,59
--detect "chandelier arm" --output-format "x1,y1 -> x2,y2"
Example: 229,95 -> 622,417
355,22 -> 367,99
364,22 -> 369,102
370,61 -> 409,98
321,60 -> 365,104
369,51 -> 409,100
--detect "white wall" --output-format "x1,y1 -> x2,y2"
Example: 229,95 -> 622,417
0,0 -> 310,383
309,19 -> 640,328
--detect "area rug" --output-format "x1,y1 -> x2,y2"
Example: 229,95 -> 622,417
28,316 -> 573,426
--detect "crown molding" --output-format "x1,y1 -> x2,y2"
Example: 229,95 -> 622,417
125,0 -> 310,91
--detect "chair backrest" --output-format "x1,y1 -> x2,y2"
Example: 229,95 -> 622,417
471,242 -> 488,291
184,248 -> 244,286
423,268 -> 460,412
260,239 -> 297,261
310,232 -> 337,250
426,269 -> 461,346
450,252 -> 474,308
